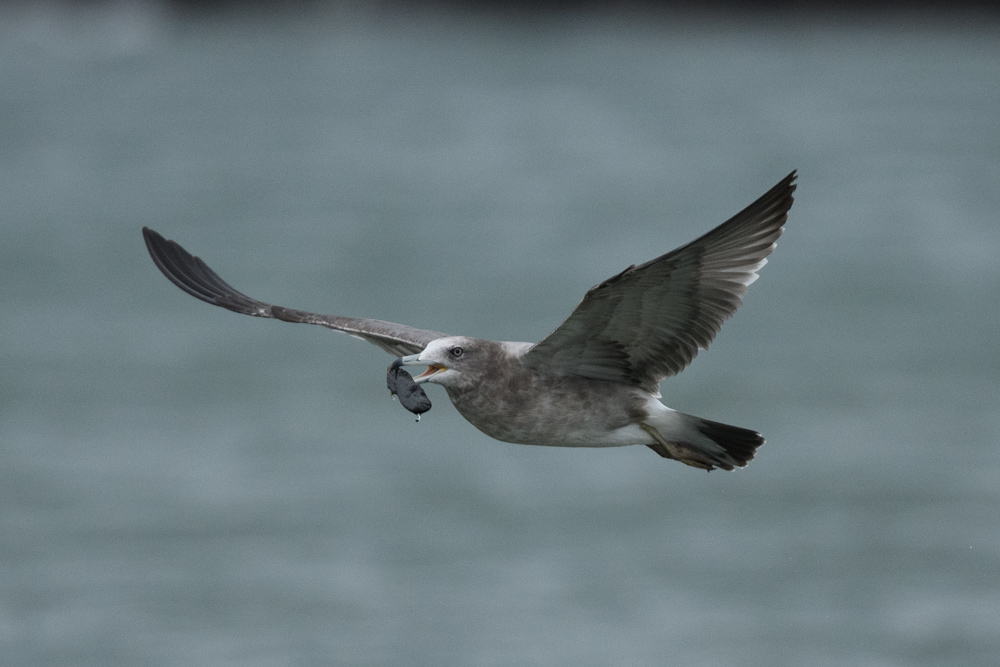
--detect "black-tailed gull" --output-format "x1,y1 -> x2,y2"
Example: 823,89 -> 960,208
143,171 -> 796,471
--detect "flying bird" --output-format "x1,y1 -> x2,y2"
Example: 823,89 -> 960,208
143,171 -> 795,471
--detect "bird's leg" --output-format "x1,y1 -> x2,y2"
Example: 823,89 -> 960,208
640,423 -> 715,471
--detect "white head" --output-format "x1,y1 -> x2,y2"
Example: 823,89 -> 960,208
399,336 -> 483,388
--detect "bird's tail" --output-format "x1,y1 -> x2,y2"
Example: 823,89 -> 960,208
644,412 -> 764,471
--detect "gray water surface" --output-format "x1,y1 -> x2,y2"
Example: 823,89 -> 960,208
2,5 -> 999,666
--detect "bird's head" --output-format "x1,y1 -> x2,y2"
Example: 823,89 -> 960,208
400,336 -> 487,389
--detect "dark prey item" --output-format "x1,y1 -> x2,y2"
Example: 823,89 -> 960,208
387,358 -> 432,421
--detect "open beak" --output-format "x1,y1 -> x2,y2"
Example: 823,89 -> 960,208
399,353 -> 447,384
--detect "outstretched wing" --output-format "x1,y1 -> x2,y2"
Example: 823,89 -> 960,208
521,171 -> 796,393
142,227 -> 449,357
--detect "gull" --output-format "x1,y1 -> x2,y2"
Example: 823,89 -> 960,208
143,171 -> 795,471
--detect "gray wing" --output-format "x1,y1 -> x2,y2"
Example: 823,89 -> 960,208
142,227 -> 449,357
521,171 -> 796,393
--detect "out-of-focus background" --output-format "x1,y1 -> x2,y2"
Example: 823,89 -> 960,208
2,1 -> 998,665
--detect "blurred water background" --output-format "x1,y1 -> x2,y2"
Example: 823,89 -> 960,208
2,2 -> 999,665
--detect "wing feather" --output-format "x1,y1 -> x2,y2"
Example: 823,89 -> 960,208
522,171 -> 796,392
142,227 -> 448,357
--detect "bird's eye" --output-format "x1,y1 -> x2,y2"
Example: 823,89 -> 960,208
450,346 -> 464,358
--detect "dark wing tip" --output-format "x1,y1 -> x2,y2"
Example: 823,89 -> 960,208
779,168 -> 797,202
739,169 -> 797,222
690,169 -> 797,254
769,169 -> 797,218
142,227 -> 269,316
